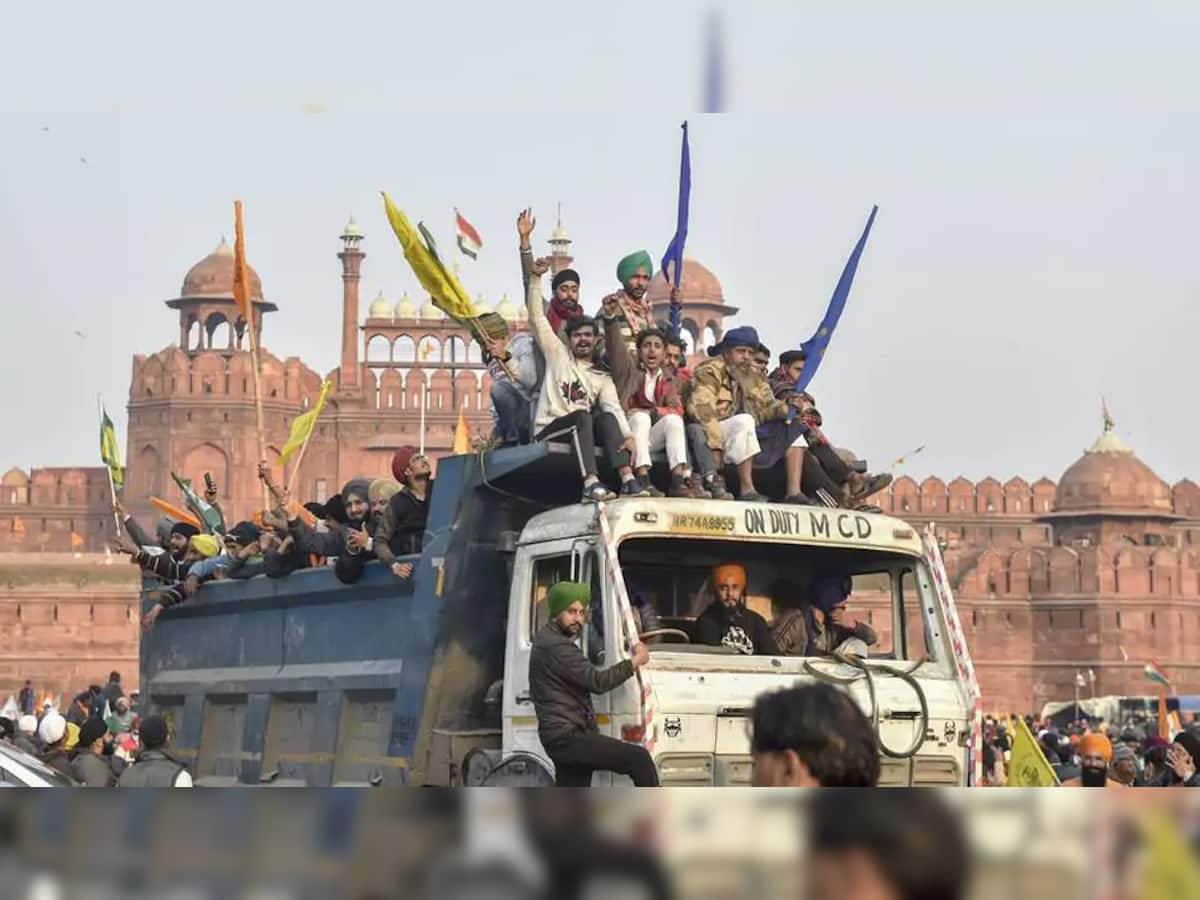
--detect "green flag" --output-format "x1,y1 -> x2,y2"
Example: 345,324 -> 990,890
171,472 -> 224,533
99,405 -> 124,489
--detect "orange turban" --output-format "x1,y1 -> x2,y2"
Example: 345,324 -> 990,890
1077,732 -> 1112,762
712,563 -> 746,590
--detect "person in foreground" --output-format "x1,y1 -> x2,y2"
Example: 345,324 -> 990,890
750,683 -> 880,786
807,790 -> 970,900
529,581 -> 658,786
117,715 -> 192,787
1061,731 -> 1125,787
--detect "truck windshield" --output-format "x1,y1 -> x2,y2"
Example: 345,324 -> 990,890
615,536 -> 938,662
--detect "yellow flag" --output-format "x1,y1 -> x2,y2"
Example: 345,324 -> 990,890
381,192 -> 478,322
452,405 -> 471,455
100,404 -> 124,489
279,380 -> 332,463
1138,813 -> 1200,900
1006,714 -> 1059,787
232,200 -> 254,325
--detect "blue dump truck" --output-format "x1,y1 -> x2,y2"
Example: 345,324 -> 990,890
141,443 -> 981,786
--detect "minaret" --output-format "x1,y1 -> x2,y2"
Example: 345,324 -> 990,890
338,216 -> 364,391
548,202 -> 574,274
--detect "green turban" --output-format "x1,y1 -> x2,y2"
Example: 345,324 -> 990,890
548,581 -> 590,618
616,251 -> 653,286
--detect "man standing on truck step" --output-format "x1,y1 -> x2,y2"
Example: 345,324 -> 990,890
522,211 -> 646,502
529,581 -> 659,786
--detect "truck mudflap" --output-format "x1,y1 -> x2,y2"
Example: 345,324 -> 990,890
921,524 -> 983,786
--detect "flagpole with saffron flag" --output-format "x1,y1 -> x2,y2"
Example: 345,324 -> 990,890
795,205 -> 879,393
661,121 -> 691,339
97,394 -> 123,536
282,380 -> 332,498
233,200 -> 270,510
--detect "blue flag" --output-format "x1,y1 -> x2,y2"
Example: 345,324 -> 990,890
661,121 -> 691,336
796,205 -> 879,392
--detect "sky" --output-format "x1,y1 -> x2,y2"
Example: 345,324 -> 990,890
2,1 -> 1199,486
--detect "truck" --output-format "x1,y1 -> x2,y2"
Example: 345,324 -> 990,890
140,441 -> 981,786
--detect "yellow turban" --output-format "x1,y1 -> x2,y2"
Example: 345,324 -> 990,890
712,563 -> 747,591
369,478 -> 402,505
1077,732 -> 1113,762
190,534 -> 221,558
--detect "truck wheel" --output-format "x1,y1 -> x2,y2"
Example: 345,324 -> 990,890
476,751 -> 554,787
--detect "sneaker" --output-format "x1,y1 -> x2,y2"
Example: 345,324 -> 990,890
852,473 -> 893,502
582,482 -> 616,502
783,493 -> 815,505
619,479 -> 650,498
704,474 -> 734,501
738,490 -> 769,503
638,475 -> 664,498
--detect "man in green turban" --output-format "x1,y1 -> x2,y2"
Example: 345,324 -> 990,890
598,250 -> 656,360
528,580 -> 658,786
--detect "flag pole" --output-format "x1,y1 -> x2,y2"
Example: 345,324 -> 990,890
419,376 -> 427,455
97,394 -> 122,536
234,200 -> 271,511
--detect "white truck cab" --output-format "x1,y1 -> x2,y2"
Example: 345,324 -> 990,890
499,497 -> 979,787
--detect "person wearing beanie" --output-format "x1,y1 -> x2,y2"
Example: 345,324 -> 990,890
805,575 -> 878,658
375,454 -> 432,579
70,718 -> 119,787
168,521 -> 200,557
521,214 -> 644,503
37,712 -> 74,778
694,563 -> 779,656
1110,742 -> 1138,786
528,580 -> 657,786
598,250 -> 655,358
1062,732 -> 1124,787
478,311 -> 541,446
117,715 -> 192,787
517,208 -> 583,339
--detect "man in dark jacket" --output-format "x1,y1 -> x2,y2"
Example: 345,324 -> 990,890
374,449 -> 431,579
694,563 -> 779,656
69,719 -> 119,787
117,715 -> 192,787
529,581 -> 657,786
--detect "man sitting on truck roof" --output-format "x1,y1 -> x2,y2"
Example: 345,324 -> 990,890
686,326 -> 811,503
479,311 -> 541,446
523,213 -> 645,502
767,349 -> 892,509
694,563 -> 779,655
529,581 -> 658,786
601,313 -> 708,498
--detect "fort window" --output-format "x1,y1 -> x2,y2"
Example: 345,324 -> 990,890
1116,611 -> 1122,628
1150,612 -> 1157,629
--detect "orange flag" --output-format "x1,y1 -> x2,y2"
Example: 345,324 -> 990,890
70,532 -> 84,551
233,200 -> 253,326
452,405 -> 471,454
148,497 -> 202,530
12,516 -> 25,535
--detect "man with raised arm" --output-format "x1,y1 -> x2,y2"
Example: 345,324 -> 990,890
521,210 -> 646,502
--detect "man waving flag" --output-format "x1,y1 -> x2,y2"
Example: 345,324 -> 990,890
455,208 -> 483,260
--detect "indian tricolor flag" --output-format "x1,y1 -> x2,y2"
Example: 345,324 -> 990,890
455,208 -> 483,260
1144,661 -> 1171,688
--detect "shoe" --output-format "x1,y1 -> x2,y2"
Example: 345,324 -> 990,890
813,487 -> 841,508
853,503 -> 882,513
619,479 -> 650,498
852,473 -> 893,501
638,475 -> 664,498
582,482 -> 616,502
783,493 -> 815,505
738,490 -> 769,503
705,474 -> 734,501
668,472 -> 706,498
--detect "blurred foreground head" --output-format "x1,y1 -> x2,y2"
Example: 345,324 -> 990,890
808,791 -> 969,900
750,683 -> 879,786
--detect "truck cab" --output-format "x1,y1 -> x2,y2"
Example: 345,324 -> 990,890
139,442 -> 978,786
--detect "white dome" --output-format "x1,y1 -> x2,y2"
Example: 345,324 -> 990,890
420,297 -> 443,319
368,290 -> 392,318
496,292 -> 518,321
394,291 -> 417,319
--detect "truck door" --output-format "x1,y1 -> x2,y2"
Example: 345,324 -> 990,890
502,540 -> 605,774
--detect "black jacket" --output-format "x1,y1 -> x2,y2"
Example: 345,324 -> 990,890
374,487 -> 430,565
70,751 -> 119,787
694,602 -> 779,656
529,621 -> 635,747
117,750 -> 189,787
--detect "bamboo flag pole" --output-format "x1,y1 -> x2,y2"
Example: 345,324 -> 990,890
233,200 -> 271,511
97,394 -> 122,536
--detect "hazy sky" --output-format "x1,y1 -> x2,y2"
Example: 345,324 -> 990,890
3,1 -> 1199,486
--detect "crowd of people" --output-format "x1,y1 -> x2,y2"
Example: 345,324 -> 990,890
1,673 -> 190,786
979,713 -> 1200,787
